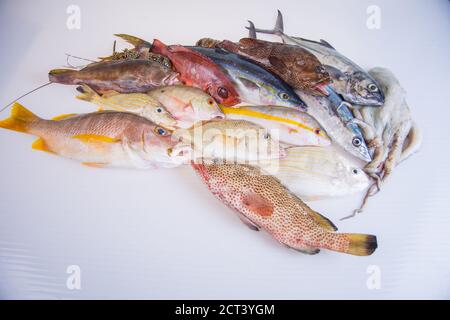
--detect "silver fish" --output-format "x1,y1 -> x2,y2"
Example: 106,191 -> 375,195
296,89 -> 372,162
247,10 -> 385,106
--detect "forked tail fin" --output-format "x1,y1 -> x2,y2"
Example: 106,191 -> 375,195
0,102 -> 40,134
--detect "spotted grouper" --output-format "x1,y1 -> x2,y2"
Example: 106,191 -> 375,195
192,161 -> 377,256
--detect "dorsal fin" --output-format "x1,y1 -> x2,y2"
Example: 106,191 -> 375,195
320,39 -> 335,49
308,209 -> 338,232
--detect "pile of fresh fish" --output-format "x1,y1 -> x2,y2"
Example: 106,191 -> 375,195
0,10 -> 421,256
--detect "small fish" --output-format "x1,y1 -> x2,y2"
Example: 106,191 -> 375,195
0,103 -> 186,169
173,119 -> 285,163
151,39 -> 240,107
216,37 -> 330,94
256,146 -> 370,200
296,90 -> 372,162
146,85 -> 225,129
220,105 -> 330,147
49,59 -> 179,94
190,46 -> 307,111
247,10 -> 385,106
76,84 -> 178,130
192,161 -> 377,256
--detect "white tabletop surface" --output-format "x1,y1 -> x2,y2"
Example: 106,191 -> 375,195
0,0 -> 449,299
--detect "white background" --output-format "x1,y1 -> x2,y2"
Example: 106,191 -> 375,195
0,0 -> 449,299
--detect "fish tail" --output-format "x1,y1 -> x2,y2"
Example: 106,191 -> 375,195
48,68 -> 76,84
114,34 -> 152,49
326,233 -> 378,256
76,84 -> 99,102
245,10 -> 284,36
0,102 -> 40,134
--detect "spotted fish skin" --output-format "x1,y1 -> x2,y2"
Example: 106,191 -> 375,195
192,162 -> 377,256
217,38 -> 330,94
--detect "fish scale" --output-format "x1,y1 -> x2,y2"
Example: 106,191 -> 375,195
192,161 -> 377,256
0,103 -> 185,169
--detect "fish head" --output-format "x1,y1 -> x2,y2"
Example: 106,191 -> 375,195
346,71 -> 385,106
138,125 -> 190,166
191,95 -> 225,122
206,81 -> 241,107
309,126 -> 331,147
342,166 -> 370,193
187,120 -> 284,162
275,89 -> 308,112
300,62 -> 331,89
232,123 -> 285,161
348,134 -> 372,162
143,104 -> 178,130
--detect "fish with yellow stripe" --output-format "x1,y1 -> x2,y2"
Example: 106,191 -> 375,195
220,105 -> 330,147
76,84 -> 178,130
0,103 -> 188,169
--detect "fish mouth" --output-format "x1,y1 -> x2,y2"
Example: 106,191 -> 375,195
210,111 -> 225,120
167,145 -> 192,162
357,145 -> 373,162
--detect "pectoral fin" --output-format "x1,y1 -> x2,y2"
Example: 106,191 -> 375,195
237,77 -> 260,91
242,192 -> 273,217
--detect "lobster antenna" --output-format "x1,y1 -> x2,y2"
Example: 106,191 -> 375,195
0,82 -> 53,114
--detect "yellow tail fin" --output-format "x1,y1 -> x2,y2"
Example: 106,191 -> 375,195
76,84 -> 99,102
342,234 -> 378,256
0,102 -> 40,134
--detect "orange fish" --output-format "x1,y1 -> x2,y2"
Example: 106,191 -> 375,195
192,161 -> 377,256
0,103 -> 186,169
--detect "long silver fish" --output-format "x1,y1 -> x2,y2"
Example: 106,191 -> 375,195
247,10 -> 385,106
296,89 -> 372,162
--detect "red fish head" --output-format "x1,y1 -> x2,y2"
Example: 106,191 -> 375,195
206,81 -> 240,107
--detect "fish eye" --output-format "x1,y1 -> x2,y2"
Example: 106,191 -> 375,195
352,137 -> 362,147
155,127 -> 170,136
279,92 -> 290,100
263,132 -> 270,140
352,168 -> 359,175
156,107 -> 163,113
207,98 -> 214,105
314,128 -> 321,135
217,87 -> 229,99
368,83 -> 378,92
